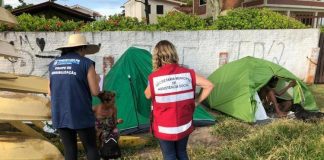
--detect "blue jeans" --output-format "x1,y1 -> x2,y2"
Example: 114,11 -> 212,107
158,136 -> 189,160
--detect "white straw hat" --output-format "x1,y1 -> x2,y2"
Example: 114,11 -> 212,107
0,40 -> 20,58
56,34 -> 100,55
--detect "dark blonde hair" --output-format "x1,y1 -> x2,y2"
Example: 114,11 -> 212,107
153,40 -> 179,71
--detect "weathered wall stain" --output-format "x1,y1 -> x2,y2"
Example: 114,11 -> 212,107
103,56 -> 115,76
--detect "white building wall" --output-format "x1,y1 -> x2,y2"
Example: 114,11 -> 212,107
0,29 -> 320,83
149,0 -> 179,23
125,0 -> 145,21
124,0 -> 180,23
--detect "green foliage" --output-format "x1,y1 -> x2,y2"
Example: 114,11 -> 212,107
15,0 -> 33,10
80,15 -> 147,31
309,85 -> 324,111
0,14 -> 83,32
81,12 -> 206,31
0,9 -> 310,32
156,11 -> 207,31
4,4 -> 13,11
212,8 -> 307,30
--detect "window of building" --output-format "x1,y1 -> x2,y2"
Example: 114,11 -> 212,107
200,0 -> 207,5
157,5 -> 164,14
147,5 -> 151,14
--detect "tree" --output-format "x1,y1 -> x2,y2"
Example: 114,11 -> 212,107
18,0 -> 27,6
135,0 -> 149,24
178,0 -> 192,6
15,0 -> 33,10
207,0 -> 222,20
4,4 -> 13,11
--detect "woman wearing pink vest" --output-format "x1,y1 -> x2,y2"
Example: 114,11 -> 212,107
144,40 -> 214,160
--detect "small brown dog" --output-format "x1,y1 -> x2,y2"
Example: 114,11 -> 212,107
93,91 -> 123,159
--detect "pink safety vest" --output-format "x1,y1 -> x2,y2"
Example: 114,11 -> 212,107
149,64 -> 196,141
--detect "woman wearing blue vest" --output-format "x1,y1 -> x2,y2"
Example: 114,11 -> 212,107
145,40 -> 214,160
48,34 -> 101,160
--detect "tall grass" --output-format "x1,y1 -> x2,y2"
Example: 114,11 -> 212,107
212,119 -> 324,160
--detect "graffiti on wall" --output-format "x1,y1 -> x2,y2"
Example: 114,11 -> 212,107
2,37 -> 289,77
0,30 -> 318,80
3,35 -> 60,77
234,40 -> 286,65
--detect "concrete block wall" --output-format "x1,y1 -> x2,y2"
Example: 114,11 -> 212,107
0,29 -> 320,82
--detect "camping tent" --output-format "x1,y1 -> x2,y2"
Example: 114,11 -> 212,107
206,56 -> 318,122
93,47 -> 215,134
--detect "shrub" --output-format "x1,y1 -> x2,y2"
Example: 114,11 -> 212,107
80,15 -> 147,31
321,26 -> 324,33
212,8 -> 307,30
81,12 -> 207,31
0,9 -> 310,32
156,11 -> 207,31
0,14 -> 83,32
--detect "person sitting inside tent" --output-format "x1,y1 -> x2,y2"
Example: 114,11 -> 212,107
258,76 -> 296,117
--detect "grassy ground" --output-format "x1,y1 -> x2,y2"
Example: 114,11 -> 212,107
48,85 -> 324,160
119,85 -> 324,160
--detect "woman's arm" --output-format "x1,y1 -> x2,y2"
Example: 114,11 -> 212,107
195,73 -> 214,105
276,80 -> 296,96
87,64 -> 100,96
114,107 -> 123,124
144,85 -> 151,99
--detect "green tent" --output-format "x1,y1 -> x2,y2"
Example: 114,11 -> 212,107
206,56 -> 318,123
93,47 -> 215,134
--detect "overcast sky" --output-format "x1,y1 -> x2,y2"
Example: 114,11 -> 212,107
4,0 -> 126,16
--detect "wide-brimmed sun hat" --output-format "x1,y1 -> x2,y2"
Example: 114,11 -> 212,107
0,7 -> 18,26
0,40 -> 21,58
56,34 -> 100,55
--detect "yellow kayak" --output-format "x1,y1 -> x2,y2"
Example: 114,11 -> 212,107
0,92 -> 51,121
0,72 -> 18,79
0,134 -> 63,160
0,73 -> 48,94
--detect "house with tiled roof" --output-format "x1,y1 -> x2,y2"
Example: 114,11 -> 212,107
11,1 -> 95,22
243,0 -> 324,28
124,0 -> 186,24
193,0 -> 324,28
70,4 -> 103,20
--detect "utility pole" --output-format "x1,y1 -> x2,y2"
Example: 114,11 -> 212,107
135,0 -> 150,24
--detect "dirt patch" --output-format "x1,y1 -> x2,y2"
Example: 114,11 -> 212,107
188,126 -> 220,147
